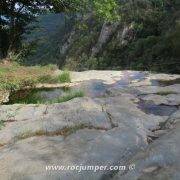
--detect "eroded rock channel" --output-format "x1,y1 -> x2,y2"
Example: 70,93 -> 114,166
0,71 -> 180,180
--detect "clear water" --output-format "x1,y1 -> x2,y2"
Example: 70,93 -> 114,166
137,100 -> 178,116
7,87 -> 70,104
151,78 -> 180,86
111,71 -> 147,89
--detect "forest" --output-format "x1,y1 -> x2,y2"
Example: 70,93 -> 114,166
0,0 -> 180,73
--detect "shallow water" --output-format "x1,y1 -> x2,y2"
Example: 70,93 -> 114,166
72,80 -> 107,98
7,87 -> 70,104
111,71 -> 147,89
7,71 -> 179,105
138,100 -> 178,116
151,78 -> 180,86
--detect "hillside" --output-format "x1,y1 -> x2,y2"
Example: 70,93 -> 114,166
18,0 -> 180,73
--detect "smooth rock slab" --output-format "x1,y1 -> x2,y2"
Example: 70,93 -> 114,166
0,70 -> 179,180
0,127 -> 147,180
135,84 -> 180,95
0,98 -> 112,145
112,122 -> 180,180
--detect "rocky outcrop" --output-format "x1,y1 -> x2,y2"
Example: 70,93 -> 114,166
90,22 -> 135,57
113,116 -> 180,180
91,22 -> 119,57
0,71 -> 179,179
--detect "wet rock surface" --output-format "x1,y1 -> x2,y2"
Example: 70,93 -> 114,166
0,71 -> 180,180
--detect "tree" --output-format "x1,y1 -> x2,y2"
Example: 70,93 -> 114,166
0,0 -> 60,58
0,0 -> 120,58
60,0 -> 120,21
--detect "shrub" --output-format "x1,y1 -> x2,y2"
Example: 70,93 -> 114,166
8,52 -> 23,63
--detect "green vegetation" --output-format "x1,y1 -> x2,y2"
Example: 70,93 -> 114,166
1,0 -> 180,73
37,75 -> 59,84
58,71 -> 71,83
59,1 -> 179,73
0,120 -> 5,130
0,63 -> 55,90
54,90 -> 84,103
0,0 -> 119,59
11,93 -> 43,105
17,124 -> 87,140
37,70 -> 71,84
0,63 -> 71,91
8,88 -> 84,104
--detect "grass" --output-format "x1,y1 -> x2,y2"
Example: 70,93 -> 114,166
57,71 -> 71,83
16,124 -> 87,141
37,74 -> 59,84
0,62 -> 71,91
0,120 -> 5,130
0,63 -> 57,90
54,90 -> 84,103
8,89 -> 84,104
11,94 -> 44,104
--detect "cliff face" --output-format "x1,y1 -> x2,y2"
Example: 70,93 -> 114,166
21,2 -> 180,73
58,9 -> 179,73
59,19 -> 137,70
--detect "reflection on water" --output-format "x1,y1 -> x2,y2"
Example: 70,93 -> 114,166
137,100 -> 178,116
111,71 -> 147,89
151,78 -> 180,86
7,87 -> 70,104
7,71 -> 179,105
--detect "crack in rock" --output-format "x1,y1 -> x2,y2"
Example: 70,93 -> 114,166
0,124 -> 109,147
101,104 -> 118,128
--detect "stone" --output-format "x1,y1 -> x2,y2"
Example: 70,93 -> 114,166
112,122 -> 180,180
139,94 -> 180,106
0,70 -> 179,180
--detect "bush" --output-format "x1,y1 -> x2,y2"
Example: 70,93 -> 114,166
8,52 -> 23,63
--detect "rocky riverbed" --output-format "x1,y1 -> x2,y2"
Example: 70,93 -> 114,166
0,71 -> 180,180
